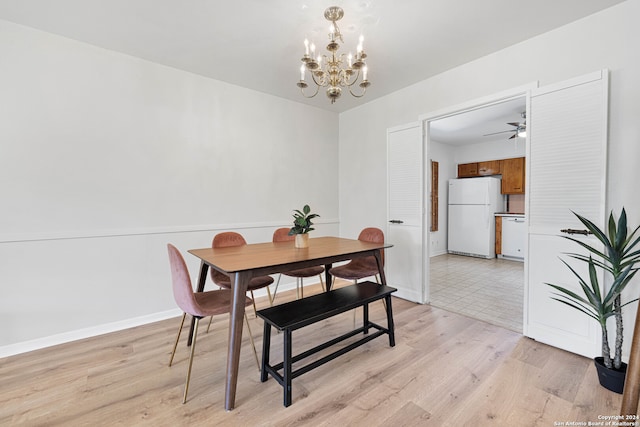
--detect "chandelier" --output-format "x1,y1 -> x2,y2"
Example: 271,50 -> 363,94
297,6 -> 371,104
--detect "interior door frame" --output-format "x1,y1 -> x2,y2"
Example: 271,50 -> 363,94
418,82 -> 539,321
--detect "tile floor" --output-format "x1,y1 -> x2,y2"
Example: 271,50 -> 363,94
429,253 -> 524,332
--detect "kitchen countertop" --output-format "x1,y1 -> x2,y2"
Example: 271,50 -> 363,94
494,212 -> 525,217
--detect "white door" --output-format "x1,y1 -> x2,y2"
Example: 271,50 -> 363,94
525,70 -> 609,357
387,122 -> 424,303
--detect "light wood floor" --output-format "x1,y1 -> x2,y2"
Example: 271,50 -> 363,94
0,283 -> 622,426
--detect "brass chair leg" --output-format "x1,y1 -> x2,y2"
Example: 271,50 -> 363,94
244,312 -> 260,371
375,275 -> 387,311
319,274 -> 325,292
183,317 -> 200,404
299,277 -> 304,299
266,286 -> 273,307
169,313 -> 187,366
250,290 -> 258,316
206,315 -> 213,333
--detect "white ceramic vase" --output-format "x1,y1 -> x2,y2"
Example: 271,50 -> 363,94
294,233 -> 309,248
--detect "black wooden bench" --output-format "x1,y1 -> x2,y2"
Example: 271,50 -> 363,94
257,281 -> 397,407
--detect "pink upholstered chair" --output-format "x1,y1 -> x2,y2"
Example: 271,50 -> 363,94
329,227 -> 385,284
210,232 -> 274,315
271,227 -> 325,302
167,243 -> 258,404
328,227 -> 385,326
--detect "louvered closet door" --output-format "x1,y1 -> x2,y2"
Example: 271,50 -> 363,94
387,122 -> 424,303
526,70 -> 609,357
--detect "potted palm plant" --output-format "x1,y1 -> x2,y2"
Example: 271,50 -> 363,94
546,208 -> 640,393
289,205 -> 319,248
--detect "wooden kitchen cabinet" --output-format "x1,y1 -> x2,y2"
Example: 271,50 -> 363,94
478,160 -> 501,176
501,157 -> 525,194
457,162 -> 478,178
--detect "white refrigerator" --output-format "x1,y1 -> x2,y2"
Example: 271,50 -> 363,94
448,177 -> 504,259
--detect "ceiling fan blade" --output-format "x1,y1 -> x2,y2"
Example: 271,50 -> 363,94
509,133 -> 517,139
483,130 -> 515,136
506,122 -> 521,127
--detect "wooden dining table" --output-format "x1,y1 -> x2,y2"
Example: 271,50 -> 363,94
188,236 -> 391,410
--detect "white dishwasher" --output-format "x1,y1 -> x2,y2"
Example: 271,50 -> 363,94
501,216 -> 526,260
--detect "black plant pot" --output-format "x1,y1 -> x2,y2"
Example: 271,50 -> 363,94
594,357 -> 627,394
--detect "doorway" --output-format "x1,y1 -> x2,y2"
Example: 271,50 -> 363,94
424,93 -> 529,333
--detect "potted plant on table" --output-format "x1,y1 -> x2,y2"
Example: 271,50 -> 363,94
546,208 -> 640,393
289,204 -> 319,248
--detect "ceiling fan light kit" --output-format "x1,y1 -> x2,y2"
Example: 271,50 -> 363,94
297,6 -> 371,104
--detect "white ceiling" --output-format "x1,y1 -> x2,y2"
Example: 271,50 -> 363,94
430,96 -> 526,145
0,0 -> 625,115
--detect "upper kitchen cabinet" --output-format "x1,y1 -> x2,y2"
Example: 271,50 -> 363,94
478,160 -> 501,176
501,157 -> 525,194
457,162 -> 478,178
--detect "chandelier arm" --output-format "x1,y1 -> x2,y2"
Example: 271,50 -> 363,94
300,83 -> 320,99
341,68 -> 361,87
310,71 -> 326,87
348,85 -> 367,98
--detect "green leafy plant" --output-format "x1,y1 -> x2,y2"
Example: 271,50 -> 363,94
546,208 -> 640,370
288,205 -> 319,235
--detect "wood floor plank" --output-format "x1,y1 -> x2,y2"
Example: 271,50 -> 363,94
0,283 -> 623,426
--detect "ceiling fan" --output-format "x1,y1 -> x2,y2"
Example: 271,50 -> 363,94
484,112 -> 526,140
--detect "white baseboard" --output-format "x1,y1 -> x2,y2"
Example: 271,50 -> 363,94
0,278 -> 304,359
429,249 -> 448,257
0,308 -> 182,359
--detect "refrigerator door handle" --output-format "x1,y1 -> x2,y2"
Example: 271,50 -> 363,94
485,204 -> 490,228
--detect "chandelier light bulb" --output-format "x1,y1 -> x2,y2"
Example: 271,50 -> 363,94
304,38 -> 309,55
348,52 -> 353,67
363,65 -> 368,80
300,64 -> 305,80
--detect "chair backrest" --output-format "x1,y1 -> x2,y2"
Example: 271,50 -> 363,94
212,231 -> 247,248
210,232 -> 247,284
272,227 -> 294,242
167,244 -> 202,317
358,227 -> 385,265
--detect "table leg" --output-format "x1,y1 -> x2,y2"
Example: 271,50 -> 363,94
373,250 -> 387,285
225,270 -> 251,411
324,263 -> 333,291
188,261 -> 210,346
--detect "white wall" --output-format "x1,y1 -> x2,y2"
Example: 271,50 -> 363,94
339,0 -> 640,353
453,139 -> 526,164
0,20 -> 339,354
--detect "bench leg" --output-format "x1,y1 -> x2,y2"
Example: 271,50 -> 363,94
363,303 -> 369,335
283,329 -> 293,407
260,322 -> 271,382
385,295 -> 396,347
